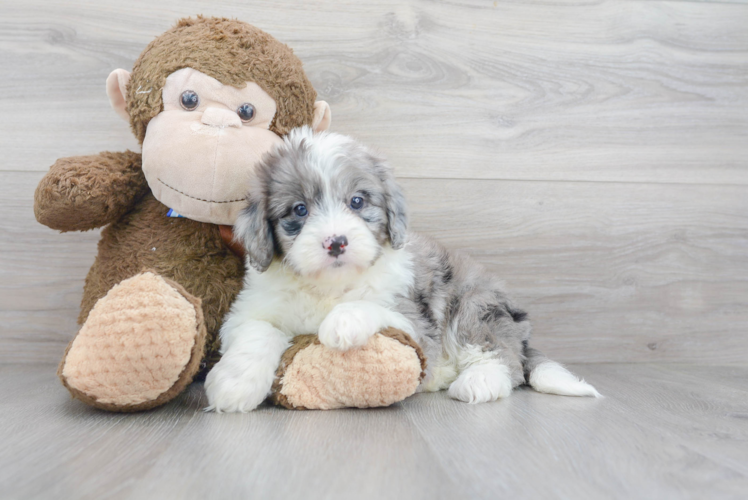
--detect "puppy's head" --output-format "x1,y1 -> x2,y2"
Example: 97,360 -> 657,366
235,127 -> 408,279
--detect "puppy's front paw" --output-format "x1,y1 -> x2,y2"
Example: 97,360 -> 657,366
318,303 -> 379,351
204,357 -> 275,413
448,362 -> 513,404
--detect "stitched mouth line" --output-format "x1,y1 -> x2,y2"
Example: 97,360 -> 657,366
157,178 -> 245,204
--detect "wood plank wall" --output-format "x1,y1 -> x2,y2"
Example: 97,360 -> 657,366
1,0 -> 746,364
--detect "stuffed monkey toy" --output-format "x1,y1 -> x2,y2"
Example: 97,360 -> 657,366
34,17 -> 425,412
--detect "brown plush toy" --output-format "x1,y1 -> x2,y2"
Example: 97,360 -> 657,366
34,16 -> 425,412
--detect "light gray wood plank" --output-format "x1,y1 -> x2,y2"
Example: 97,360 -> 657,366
0,171 -> 99,364
0,364 -> 460,500
402,178 -> 748,364
400,363 -> 748,500
1,0 -> 747,184
655,364 -> 748,395
0,365 -> 197,500
2,171 -> 747,365
573,364 -> 748,478
126,393 -> 460,500
1,363 -> 747,500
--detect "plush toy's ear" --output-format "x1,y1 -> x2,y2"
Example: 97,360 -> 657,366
312,101 -> 332,132
106,69 -> 131,122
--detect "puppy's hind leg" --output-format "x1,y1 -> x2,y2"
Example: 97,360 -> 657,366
443,290 -> 526,404
447,347 -> 514,404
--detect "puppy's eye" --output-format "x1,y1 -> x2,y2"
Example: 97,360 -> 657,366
180,90 -> 199,110
294,204 -> 308,217
237,103 -> 255,122
350,196 -> 364,210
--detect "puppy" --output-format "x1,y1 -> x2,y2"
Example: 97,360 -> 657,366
205,127 -> 600,412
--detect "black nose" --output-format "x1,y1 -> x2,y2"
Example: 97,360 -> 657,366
327,235 -> 348,257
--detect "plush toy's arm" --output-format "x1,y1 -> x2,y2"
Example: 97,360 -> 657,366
34,150 -> 149,232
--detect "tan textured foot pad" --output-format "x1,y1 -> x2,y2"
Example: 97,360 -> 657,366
271,328 -> 426,410
60,271 -> 206,412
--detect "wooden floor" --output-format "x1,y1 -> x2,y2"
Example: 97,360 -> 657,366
1,1 -> 747,499
1,0 -> 747,365
1,363 -> 747,500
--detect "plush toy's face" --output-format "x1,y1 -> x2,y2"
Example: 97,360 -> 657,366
104,17 -> 331,225
140,68 -> 283,224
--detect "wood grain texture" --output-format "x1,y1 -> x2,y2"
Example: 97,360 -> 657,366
1,2 -> 747,364
403,178 -> 748,364
0,0 -> 747,184
0,172 -> 100,364
2,171 -> 746,364
1,363 -> 747,499
400,363 -> 748,500
2,3 -> 747,499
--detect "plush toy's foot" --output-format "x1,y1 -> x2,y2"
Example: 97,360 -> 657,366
271,328 -> 426,410
59,272 -> 206,412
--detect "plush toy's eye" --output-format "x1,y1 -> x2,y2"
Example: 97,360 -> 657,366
180,90 -> 199,110
294,204 -> 308,217
237,103 -> 256,122
350,196 -> 364,210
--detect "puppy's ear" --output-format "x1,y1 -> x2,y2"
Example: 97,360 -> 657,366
373,157 -> 408,249
384,176 -> 408,249
234,193 -> 275,273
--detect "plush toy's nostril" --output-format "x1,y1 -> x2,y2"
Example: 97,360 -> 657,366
201,107 -> 242,128
325,235 -> 348,257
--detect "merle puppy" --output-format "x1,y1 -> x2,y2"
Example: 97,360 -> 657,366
205,127 -> 600,412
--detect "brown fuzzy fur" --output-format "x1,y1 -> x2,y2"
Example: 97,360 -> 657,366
35,150 -> 244,374
127,16 -> 317,144
35,16 -> 416,412
79,190 -> 245,371
34,16 -> 314,408
34,151 -> 149,232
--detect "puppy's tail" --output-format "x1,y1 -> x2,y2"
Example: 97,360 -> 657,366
523,347 -> 602,398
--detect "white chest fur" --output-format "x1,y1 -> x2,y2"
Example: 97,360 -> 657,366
234,246 -> 415,337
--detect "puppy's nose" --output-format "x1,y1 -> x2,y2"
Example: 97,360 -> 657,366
324,235 -> 348,257
201,107 -> 242,128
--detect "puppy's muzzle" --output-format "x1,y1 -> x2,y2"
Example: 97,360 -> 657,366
324,235 -> 348,257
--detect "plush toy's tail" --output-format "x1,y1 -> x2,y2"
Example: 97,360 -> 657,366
523,347 -> 602,398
